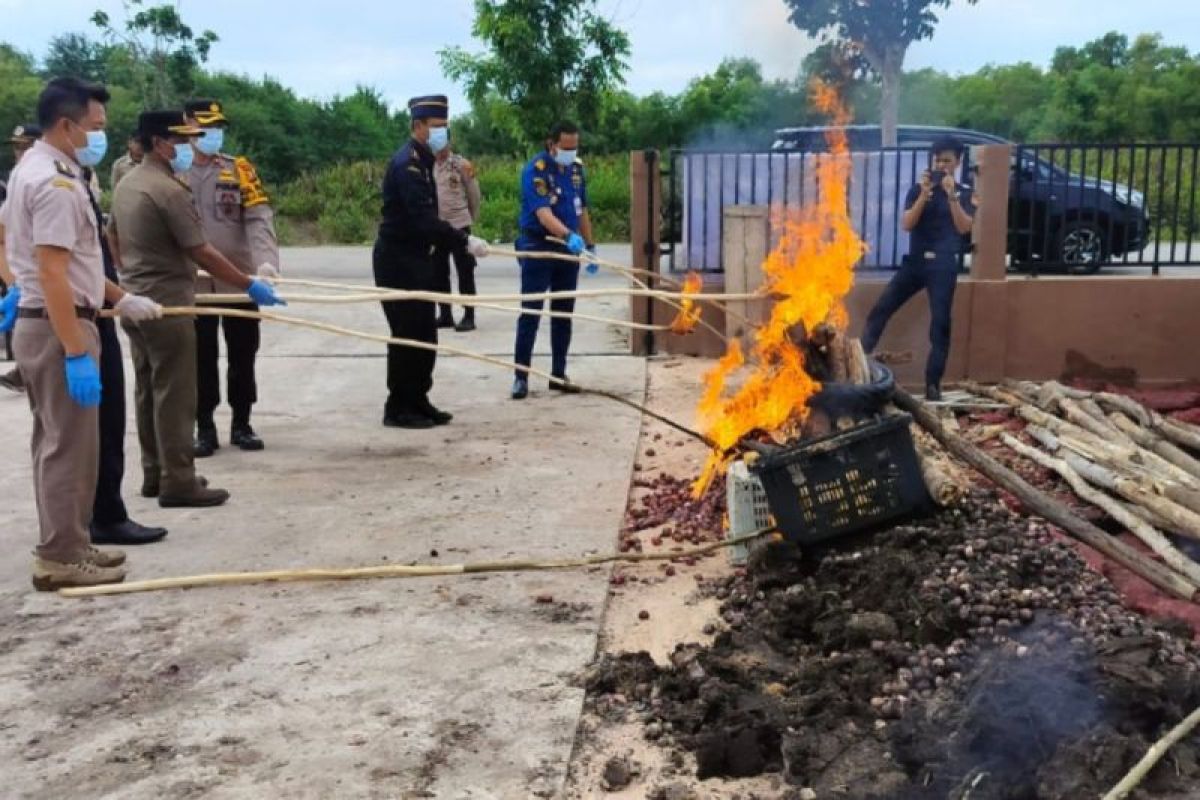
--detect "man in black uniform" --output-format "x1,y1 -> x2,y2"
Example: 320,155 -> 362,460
862,136 -> 976,402
374,94 -> 488,429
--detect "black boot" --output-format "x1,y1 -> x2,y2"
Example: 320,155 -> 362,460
436,305 -> 455,329
549,374 -> 582,394
455,310 -> 476,332
231,423 -> 265,451
194,422 -> 219,458
414,397 -> 453,425
925,384 -> 943,402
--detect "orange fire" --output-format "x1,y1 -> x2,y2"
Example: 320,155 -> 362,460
695,82 -> 866,491
669,271 -> 704,334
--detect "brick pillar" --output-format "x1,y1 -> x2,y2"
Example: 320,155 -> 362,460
964,144 -> 1012,382
629,150 -> 663,355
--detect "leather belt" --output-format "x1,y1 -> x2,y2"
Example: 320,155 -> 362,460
17,306 -> 98,321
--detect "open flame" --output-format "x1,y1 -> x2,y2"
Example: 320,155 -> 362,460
695,82 -> 866,491
669,271 -> 704,334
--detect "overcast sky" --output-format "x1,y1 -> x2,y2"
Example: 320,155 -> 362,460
2,0 -> 1198,112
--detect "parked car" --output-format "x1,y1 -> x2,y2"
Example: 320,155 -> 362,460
771,125 -> 1150,274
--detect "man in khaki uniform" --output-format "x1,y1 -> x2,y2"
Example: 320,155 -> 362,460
184,99 -> 280,456
433,136 -> 482,332
110,134 -> 142,189
0,77 -> 163,590
108,110 -> 286,508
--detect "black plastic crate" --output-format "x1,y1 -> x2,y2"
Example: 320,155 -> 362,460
750,414 -> 930,546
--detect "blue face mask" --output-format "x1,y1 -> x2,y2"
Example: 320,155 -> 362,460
428,126 -> 449,154
195,127 -> 224,156
170,142 -> 194,173
554,148 -> 577,168
74,129 -> 108,167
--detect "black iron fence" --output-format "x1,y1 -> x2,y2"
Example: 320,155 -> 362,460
662,143 -> 1200,276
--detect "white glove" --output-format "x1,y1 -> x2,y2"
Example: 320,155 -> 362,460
466,235 -> 490,259
257,262 -> 281,281
115,292 -> 163,322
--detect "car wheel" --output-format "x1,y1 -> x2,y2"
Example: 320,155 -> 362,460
1056,221 -> 1106,275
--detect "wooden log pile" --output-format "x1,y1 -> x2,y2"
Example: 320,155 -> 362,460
964,379 -> 1200,598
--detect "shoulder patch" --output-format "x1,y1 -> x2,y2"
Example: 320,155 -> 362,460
532,177 -> 549,197
51,178 -> 76,191
54,160 -> 76,178
234,156 -> 270,208
534,158 -> 546,171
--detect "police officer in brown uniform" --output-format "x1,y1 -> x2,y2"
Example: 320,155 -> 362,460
110,134 -> 143,189
108,110 -> 286,508
2,124 -> 42,389
184,99 -> 280,456
433,137 -> 482,331
0,78 -> 163,590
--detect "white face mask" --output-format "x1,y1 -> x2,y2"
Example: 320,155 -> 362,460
554,148 -> 577,168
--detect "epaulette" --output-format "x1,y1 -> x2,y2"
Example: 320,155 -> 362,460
54,160 -> 75,178
234,156 -> 270,208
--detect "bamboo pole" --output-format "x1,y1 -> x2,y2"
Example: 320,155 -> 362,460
192,287 -> 763,306
1102,705 -> 1200,800
104,306 -> 716,447
892,390 -> 1197,601
59,528 -> 777,598
1001,434 -> 1200,587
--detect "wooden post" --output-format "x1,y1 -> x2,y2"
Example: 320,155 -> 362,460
722,205 -> 769,343
629,150 -> 663,355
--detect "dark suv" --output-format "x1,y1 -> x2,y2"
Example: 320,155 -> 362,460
772,125 -> 1150,273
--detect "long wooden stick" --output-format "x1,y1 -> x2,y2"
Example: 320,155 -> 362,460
58,527 -> 777,598
893,390 -> 1197,600
104,306 -> 717,447
1102,705 -> 1200,800
191,287 -> 763,305
1002,434 -> 1200,587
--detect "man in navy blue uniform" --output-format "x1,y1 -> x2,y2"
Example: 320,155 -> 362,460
374,94 -> 489,428
511,121 -> 595,400
862,136 -> 976,402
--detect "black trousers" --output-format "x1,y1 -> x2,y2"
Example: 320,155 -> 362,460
433,225 -> 477,316
93,316 -> 129,526
373,237 -> 437,414
196,303 -> 260,428
861,255 -> 959,387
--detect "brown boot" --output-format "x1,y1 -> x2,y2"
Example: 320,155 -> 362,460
83,545 -> 126,568
32,557 -> 126,592
158,479 -> 230,508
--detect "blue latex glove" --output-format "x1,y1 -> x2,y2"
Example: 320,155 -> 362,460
64,353 -> 102,408
565,232 -> 586,256
247,279 -> 287,307
0,285 -> 20,334
584,243 -> 599,275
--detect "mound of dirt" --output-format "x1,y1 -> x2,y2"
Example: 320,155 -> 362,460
585,489 -> 1200,799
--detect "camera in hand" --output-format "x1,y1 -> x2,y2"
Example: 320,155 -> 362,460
929,170 -> 948,189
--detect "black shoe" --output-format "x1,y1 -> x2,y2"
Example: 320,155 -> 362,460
455,316 -> 476,332
383,410 -> 437,429
925,384 -> 943,402
231,424 -> 265,451
549,375 -> 582,394
511,378 -> 529,400
0,369 -> 23,393
414,398 -> 453,425
90,519 -> 168,546
436,310 -> 456,329
194,424 -> 219,458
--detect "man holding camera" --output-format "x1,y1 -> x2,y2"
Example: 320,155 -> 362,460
862,136 -> 976,402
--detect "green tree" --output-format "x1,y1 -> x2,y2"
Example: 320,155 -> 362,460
439,0 -> 631,149
91,0 -> 218,106
946,63 -> 1050,140
42,33 -> 110,82
782,0 -> 980,146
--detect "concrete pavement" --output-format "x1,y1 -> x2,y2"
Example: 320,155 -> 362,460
0,246 -> 645,799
